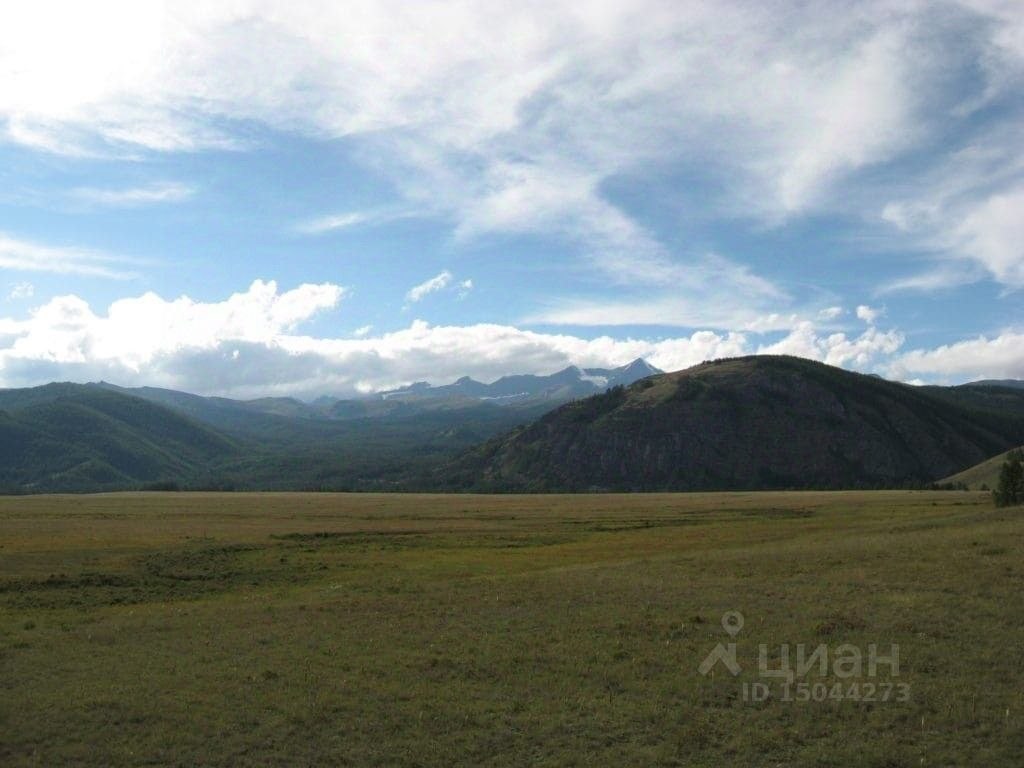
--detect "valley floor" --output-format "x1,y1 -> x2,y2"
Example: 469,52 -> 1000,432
1,491 -> 1022,766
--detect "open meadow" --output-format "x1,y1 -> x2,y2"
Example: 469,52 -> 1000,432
2,491 -> 1022,766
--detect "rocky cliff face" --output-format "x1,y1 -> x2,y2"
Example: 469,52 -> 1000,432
442,356 -> 1024,491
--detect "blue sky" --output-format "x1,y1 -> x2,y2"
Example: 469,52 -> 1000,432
0,1 -> 1022,397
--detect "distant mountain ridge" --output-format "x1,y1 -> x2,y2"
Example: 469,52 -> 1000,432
971,379 -> 1024,390
377,358 -> 662,405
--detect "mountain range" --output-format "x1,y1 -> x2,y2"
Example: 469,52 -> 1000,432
0,359 -> 660,492
2,356 -> 1023,494
376,359 -> 663,405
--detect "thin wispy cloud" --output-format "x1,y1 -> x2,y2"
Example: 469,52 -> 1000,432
406,271 -> 453,303
876,263 -> 983,296
297,211 -> 371,234
0,232 -> 139,280
295,207 -> 422,235
69,182 -> 195,207
3,2 -> 1021,290
528,253 -> 788,330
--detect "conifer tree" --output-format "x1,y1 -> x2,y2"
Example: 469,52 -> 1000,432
993,449 -> 1024,507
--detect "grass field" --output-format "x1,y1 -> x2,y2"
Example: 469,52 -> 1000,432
2,491 -> 1022,766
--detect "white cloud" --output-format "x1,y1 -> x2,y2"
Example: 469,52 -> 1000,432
296,207 -> 424,235
856,305 -> 882,324
818,306 -> 844,321
880,200 -> 940,232
0,284 -> 739,395
531,296 -> 767,330
876,263 -> 983,295
0,281 -> 922,398
405,270 -> 453,303
352,325 -> 373,338
758,322 -> 904,370
5,281 -> 1019,395
0,280 -> 344,376
876,130 -> 1024,289
527,252 -> 788,329
8,282 -> 34,300
890,331 -> 1024,383
772,24 -> 919,213
69,181 -> 195,207
0,231 -> 138,279
297,211 -> 371,234
3,2 -> 1022,289
952,187 -> 1024,287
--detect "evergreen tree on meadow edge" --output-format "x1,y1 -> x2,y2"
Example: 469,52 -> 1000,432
993,449 -> 1024,507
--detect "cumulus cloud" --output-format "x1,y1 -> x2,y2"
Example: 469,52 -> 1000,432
890,331 -> 1024,383
0,280 -> 345,379
0,281 -> 933,398
759,322 -> 904,370
856,305 -> 882,324
0,285 -> 742,396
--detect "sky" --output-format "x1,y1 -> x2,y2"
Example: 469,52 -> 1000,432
0,0 -> 1022,398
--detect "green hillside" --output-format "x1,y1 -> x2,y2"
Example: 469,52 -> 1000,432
0,386 -> 238,493
940,445 -> 1024,490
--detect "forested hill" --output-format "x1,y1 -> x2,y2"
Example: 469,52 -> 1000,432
438,356 -> 1024,492
0,385 -> 237,492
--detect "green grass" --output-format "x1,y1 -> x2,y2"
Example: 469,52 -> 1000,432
2,491 -> 1022,766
